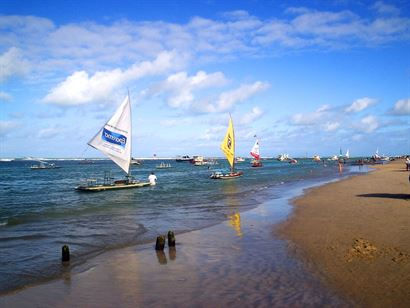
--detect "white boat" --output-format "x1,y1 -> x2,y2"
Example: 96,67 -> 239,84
328,155 -> 339,161
175,155 -> 191,162
156,162 -> 172,168
345,149 -> 350,159
250,138 -> 262,167
210,115 -> 243,179
277,154 -> 289,161
30,161 -> 60,169
312,155 -> 321,162
235,157 -> 245,163
76,94 -> 150,191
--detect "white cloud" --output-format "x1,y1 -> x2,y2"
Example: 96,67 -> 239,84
0,91 -> 12,102
323,121 -> 340,131
1,6 -> 409,81
360,115 -> 379,133
390,98 -> 410,115
345,97 -> 377,113
372,1 -> 400,15
291,104 -> 330,125
0,47 -> 30,82
145,70 -> 228,109
199,126 -> 225,141
37,126 -> 61,139
240,107 -> 263,125
0,120 -> 18,137
200,81 -> 269,113
43,51 -> 182,105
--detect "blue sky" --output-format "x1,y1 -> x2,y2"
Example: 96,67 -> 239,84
0,0 -> 409,158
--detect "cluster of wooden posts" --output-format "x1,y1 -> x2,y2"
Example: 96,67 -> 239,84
61,231 -> 176,263
155,230 -> 176,250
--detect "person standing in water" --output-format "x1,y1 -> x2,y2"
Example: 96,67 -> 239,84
148,172 -> 157,186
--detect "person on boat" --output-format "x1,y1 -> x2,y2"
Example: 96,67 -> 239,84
406,157 -> 410,171
148,172 -> 157,185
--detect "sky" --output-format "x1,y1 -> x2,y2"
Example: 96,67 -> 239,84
0,0 -> 409,159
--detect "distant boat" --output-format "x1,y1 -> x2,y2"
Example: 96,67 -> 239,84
235,157 -> 245,163
313,155 -> 321,162
210,115 -> 243,179
277,154 -> 289,161
175,155 -> 191,162
328,155 -> 338,161
79,159 -> 93,164
345,149 -> 350,159
130,158 -> 141,165
156,162 -> 172,169
30,161 -> 60,169
289,158 -> 298,164
76,94 -> 150,192
250,138 -> 262,167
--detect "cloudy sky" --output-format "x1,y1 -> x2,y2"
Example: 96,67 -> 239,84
0,0 -> 409,158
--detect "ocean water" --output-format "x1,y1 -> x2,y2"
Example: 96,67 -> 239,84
0,158 -> 366,294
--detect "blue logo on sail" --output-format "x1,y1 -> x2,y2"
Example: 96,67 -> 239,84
102,128 -> 127,148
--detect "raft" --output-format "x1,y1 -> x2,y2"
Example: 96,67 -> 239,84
76,181 -> 151,192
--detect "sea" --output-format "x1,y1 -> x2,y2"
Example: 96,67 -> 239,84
0,158 -> 368,294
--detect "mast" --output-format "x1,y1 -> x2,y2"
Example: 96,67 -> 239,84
231,114 -> 235,172
127,90 -> 131,176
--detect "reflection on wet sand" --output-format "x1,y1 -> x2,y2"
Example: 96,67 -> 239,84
155,247 -> 177,265
222,181 -> 243,237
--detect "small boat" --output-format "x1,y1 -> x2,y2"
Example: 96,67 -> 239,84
277,154 -> 289,161
192,156 -> 205,166
175,155 -> 191,162
79,159 -> 93,164
250,138 -> 262,167
156,162 -> 172,168
235,157 -> 245,163
210,115 -> 243,180
76,94 -> 150,192
327,155 -> 338,161
289,158 -> 298,164
30,161 -> 60,169
312,155 -> 321,162
131,158 -> 141,165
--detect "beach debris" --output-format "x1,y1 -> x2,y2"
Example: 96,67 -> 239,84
168,230 -> 176,247
61,245 -> 70,262
345,238 -> 378,262
155,235 -> 166,251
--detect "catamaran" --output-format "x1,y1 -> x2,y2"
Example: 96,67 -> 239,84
250,138 -> 262,167
30,160 -> 60,169
210,115 -> 243,179
76,94 -> 151,191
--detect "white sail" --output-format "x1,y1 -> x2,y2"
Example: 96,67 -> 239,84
88,95 -> 132,174
250,139 -> 260,160
345,149 -> 350,159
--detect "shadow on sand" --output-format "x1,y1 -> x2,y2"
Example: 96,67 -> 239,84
357,193 -> 410,200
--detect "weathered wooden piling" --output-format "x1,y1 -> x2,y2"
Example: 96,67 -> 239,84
155,235 -> 166,250
168,230 -> 176,247
62,245 -> 70,262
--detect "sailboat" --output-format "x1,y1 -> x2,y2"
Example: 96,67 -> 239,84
210,115 -> 243,179
250,138 -> 262,167
76,94 -> 151,191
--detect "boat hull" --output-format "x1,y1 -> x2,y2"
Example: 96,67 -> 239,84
210,171 -> 243,180
76,182 -> 151,192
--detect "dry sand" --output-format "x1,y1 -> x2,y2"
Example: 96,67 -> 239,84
279,159 -> 410,307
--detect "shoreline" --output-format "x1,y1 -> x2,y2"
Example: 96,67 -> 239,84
0,170 -> 354,306
278,159 -> 410,306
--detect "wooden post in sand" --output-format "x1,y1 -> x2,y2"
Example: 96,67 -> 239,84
62,245 -> 70,262
168,231 -> 176,247
155,235 -> 165,250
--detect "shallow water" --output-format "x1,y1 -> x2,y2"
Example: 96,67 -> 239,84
0,158 -> 367,294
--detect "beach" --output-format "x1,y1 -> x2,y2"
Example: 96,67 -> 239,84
279,159 -> 410,306
0,160 -> 409,307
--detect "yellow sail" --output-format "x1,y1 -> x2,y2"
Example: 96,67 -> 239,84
220,116 -> 235,169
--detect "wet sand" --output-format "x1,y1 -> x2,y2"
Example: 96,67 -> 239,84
279,160 -> 410,307
0,183 -> 349,307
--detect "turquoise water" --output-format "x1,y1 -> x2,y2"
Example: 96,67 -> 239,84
0,158 -> 364,294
